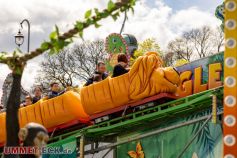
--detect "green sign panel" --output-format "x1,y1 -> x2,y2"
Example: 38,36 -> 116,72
117,107 -> 223,158
42,137 -> 77,158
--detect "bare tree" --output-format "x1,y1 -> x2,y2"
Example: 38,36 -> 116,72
162,52 -> 175,66
212,26 -> 224,52
188,26 -> 214,58
34,40 -> 107,90
72,40 -> 107,80
166,26 -> 224,64
167,35 -> 193,62
35,49 -> 76,91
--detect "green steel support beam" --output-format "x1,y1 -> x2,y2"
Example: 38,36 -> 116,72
48,87 -> 223,144
85,87 -> 222,136
83,112 -> 223,155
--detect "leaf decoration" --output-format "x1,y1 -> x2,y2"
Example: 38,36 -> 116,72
128,142 -> 145,158
85,9 -> 92,19
108,0 -> 115,11
128,151 -> 138,158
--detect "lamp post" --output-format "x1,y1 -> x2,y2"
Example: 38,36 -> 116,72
15,19 -> 30,53
14,30 -> 24,47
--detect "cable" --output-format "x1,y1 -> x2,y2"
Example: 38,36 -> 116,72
119,10 -> 127,34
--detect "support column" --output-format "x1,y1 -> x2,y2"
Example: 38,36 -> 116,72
224,0 -> 237,157
212,95 -> 217,124
80,135 -> 85,158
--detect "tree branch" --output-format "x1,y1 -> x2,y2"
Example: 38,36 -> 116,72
0,0 -> 135,65
18,1 -> 134,62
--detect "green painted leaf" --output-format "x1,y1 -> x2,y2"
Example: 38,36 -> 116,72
107,0 -> 115,11
75,21 -> 83,30
57,40 -> 65,49
100,13 -> 106,18
0,52 -> 7,61
50,31 -> 57,40
131,0 -> 136,6
86,18 -> 94,25
111,15 -> 117,21
13,50 -> 17,56
49,48 -> 56,55
131,7 -> 135,14
94,8 -> 99,15
41,42 -> 50,51
111,12 -> 119,21
55,25 -> 59,36
79,31 -> 83,38
85,9 -> 92,19
94,22 -> 101,28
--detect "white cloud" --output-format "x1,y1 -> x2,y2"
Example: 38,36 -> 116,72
21,56 -> 43,91
0,0 -> 221,99
169,7 -> 219,35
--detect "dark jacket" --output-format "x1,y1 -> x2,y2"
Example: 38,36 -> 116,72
112,64 -> 129,78
48,91 -> 64,99
85,71 -> 108,86
32,96 -> 41,104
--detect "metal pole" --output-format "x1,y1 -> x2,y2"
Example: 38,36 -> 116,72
84,112 -> 223,154
20,19 -> 30,53
102,148 -> 113,158
176,115 -> 212,158
212,95 -> 217,124
80,135 -> 85,158
119,10 -> 127,34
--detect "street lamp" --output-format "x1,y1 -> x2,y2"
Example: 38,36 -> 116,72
14,30 -> 24,47
15,19 -> 30,52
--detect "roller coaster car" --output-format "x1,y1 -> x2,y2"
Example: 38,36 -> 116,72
91,93 -> 178,124
0,52 -> 180,146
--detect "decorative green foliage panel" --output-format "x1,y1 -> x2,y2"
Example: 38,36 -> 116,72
117,107 -> 223,158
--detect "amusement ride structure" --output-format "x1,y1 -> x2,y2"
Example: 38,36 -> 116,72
0,1 -> 236,158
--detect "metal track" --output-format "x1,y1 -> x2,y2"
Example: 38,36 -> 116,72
48,87 -> 223,143
85,87 -> 223,136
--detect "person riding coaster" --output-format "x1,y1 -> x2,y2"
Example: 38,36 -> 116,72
0,52 -> 180,146
76,52 -> 180,116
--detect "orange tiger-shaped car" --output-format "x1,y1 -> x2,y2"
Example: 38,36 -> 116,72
0,52 -> 180,145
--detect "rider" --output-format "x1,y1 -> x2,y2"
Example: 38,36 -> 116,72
84,61 -> 108,86
48,82 -> 64,99
32,86 -> 42,104
112,53 -> 129,78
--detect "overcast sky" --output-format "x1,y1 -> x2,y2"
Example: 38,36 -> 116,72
0,0 -> 223,99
